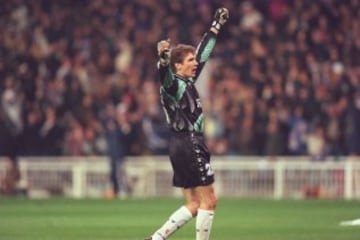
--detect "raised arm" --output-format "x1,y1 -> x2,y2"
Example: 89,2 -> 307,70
194,8 -> 229,78
157,39 -> 174,88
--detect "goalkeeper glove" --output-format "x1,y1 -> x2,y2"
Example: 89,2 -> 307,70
212,7 -> 229,31
157,39 -> 170,65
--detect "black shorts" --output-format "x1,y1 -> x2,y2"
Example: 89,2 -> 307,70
168,132 -> 214,188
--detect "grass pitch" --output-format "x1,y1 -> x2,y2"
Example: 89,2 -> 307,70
0,197 -> 359,240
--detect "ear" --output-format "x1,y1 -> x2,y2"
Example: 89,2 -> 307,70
175,62 -> 182,72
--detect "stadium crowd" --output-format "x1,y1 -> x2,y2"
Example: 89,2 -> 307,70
1,0 -> 360,159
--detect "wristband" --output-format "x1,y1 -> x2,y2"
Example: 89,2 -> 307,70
211,21 -> 222,31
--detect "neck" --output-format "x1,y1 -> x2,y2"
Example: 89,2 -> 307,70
175,72 -> 189,79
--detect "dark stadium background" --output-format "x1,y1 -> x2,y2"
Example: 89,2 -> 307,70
1,0 -> 359,159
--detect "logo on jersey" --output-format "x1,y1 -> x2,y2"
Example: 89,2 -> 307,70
196,98 -> 202,108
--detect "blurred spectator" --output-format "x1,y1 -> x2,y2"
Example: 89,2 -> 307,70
63,115 -> 85,156
288,105 -> 308,155
20,103 -> 42,155
140,80 -> 170,154
0,77 -> 22,157
345,91 -> 360,155
102,102 -> 132,198
240,1 -> 263,32
264,108 -> 287,157
306,124 -> 328,161
0,156 -> 20,196
38,106 -> 65,155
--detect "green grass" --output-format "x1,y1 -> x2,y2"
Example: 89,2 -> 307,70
0,197 -> 359,240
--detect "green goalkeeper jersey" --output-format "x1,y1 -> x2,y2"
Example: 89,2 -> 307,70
157,31 -> 217,133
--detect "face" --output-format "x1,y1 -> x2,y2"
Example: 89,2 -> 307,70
176,52 -> 198,78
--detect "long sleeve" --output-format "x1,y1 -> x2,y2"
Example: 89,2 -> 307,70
157,61 -> 176,89
194,31 -> 217,80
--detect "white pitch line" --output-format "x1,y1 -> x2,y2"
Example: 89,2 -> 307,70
339,218 -> 360,226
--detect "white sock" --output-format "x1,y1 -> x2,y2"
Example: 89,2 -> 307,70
196,209 -> 215,240
152,206 -> 193,240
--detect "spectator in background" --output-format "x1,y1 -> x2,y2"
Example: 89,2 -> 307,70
323,99 -> 347,157
345,91 -> 360,156
63,114 -> 85,156
0,156 -> 20,196
140,80 -> 170,155
264,108 -> 287,157
288,105 -> 308,155
103,102 -> 131,198
20,103 -> 42,155
0,77 -> 22,158
38,106 -> 65,155
306,124 -> 328,161
240,1 -> 263,32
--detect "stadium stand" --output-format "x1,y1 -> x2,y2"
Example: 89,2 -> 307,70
0,0 -> 360,159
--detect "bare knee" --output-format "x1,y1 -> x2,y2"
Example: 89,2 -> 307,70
186,200 -> 200,216
200,194 -> 217,210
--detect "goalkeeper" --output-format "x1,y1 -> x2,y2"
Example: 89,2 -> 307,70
145,7 -> 229,240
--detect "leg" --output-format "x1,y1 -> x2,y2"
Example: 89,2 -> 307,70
109,157 -> 120,195
182,187 -> 200,216
194,184 -> 217,210
118,160 -> 129,198
195,184 -> 217,240
148,189 -> 195,240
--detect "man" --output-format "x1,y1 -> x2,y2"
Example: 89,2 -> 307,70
103,101 -> 134,198
145,7 -> 229,240
0,156 -> 20,196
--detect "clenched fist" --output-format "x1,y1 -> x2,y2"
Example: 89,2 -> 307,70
212,7 -> 229,32
157,39 -> 171,65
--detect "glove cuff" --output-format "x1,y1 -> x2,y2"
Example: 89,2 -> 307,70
159,58 -> 169,66
211,20 -> 222,31
159,50 -> 170,66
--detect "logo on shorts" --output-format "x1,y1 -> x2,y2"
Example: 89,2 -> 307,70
205,163 -> 214,176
